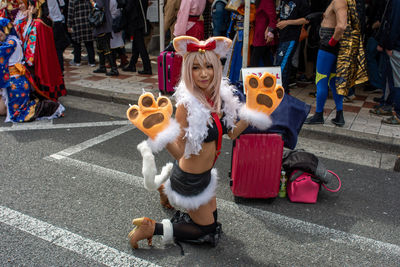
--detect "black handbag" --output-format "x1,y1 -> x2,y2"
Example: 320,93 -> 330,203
88,7 -> 105,27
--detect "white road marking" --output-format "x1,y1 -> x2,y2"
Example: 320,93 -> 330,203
49,125 -> 133,158
0,120 -> 130,132
44,156 -> 400,258
0,206 -> 161,267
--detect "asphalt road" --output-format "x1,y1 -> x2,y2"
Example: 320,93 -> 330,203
0,96 -> 399,267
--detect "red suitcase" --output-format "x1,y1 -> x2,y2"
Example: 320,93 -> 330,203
230,133 -> 284,199
157,51 -> 182,94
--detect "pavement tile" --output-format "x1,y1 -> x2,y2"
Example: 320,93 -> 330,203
342,105 -> 361,113
362,101 -> 377,109
84,76 -> 107,81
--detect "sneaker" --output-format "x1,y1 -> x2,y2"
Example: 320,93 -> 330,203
89,63 -> 96,67
69,60 -> 81,66
369,107 -> 393,116
382,115 -> 400,125
343,94 -> 356,103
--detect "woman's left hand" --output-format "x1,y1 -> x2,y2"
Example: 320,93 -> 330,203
276,20 -> 289,29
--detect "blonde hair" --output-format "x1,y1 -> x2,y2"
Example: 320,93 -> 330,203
181,50 -> 222,113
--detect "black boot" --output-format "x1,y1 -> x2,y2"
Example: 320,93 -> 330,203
122,57 -> 136,72
93,53 -> 106,73
331,110 -> 345,126
304,112 -> 324,124
138,58 -> 152,75
106,53 -> 119,76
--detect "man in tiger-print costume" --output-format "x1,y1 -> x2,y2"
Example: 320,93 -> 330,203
305,0 -> 368,126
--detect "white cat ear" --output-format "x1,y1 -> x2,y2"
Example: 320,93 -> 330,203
212,37 -> 233,58
173,36 -> 201,55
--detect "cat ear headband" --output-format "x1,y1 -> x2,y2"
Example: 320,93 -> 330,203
173,36 -> 232,58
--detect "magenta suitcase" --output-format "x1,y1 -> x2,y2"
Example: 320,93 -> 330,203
157,51 -> 182,94
230,133 -> 284,200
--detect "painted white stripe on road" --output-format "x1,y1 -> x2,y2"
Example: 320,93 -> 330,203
48,125 -> 133,158
0,206 -> 161,267
0,121 -> 130,132
45,156 -> 400,258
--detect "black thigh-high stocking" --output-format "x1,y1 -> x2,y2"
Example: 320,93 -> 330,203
153,210 -> 218,241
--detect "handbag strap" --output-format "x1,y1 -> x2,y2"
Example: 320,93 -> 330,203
321,170 -> 341,192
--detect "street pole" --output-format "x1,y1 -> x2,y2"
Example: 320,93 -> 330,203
242,0 -> 250,79
159,0 -> 165,52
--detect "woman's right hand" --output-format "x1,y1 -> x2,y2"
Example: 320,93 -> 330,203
126,92 -> 174,140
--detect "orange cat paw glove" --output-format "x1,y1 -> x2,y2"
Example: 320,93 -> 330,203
239,72 -> 285,130
127,92 -> 180,153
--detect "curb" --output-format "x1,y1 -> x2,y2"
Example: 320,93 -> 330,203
66,83 -> 400,154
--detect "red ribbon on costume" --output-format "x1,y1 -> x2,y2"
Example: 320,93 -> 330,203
187,40 -> 216,53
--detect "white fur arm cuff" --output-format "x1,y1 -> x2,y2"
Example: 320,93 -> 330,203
137,140 -> 174,191
147,119 -> 180,153
239,105 -> 272,131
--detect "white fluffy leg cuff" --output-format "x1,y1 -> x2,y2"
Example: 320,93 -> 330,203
137,140 -> 173,191
161,219 -> 174,244
239,105 -> 273,131
147,119 -> 180,153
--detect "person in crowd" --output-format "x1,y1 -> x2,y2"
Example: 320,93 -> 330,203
222,2 -> 256,84
203,0 -> 213,39
47,0 -> 70,73
91,0 -> 119,76
250,0 -> 276,67
163,0 -> 181,44
376,0 -> 400,125
363,0 -> 386,94
305,0 -> 368,126
122,0 -> 152,75
274,0 -> 310,94
67,0 -> 96,67
173,0 -> 206,40
0,17 -> 64,122
14,0 -> 66,101
211,0 -> 230,37
127,36 -> 276,249
109,0 -> 128,69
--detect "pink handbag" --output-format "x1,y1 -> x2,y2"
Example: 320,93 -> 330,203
287,170 -> 341,203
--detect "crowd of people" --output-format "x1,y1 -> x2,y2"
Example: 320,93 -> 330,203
162,0 -> 399,126
1,0 -> 398,126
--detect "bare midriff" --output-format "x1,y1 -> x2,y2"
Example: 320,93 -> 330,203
321,2 -> 337,28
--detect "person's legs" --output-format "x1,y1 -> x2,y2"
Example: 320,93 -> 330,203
366,37 -> 384,90
274,40 -> 298,93
134,30 -> 152,74
84,41 -> 96,65
72,42 -> 82,64
129,199 -> 220,249
305,49 -> 337,124
123,37 -> 138,72
94,34 -> 107,73
328,69 -> 345,126
382,50 -> 400,125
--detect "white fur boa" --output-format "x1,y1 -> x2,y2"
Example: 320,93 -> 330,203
146,119 -> 181,153
238,105 -> 272,131
173,78 -> 243,158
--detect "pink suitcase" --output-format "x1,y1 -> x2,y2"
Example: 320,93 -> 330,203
157,51 -> 182,94
230,133 -> 284,200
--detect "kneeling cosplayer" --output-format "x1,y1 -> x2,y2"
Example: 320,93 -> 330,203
126,36 -> 284,249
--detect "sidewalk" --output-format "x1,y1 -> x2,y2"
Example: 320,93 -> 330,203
62,49 -> 400,155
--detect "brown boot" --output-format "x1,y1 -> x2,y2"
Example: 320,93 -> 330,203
128,217 -> 155,249
158,184 -> 173,209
